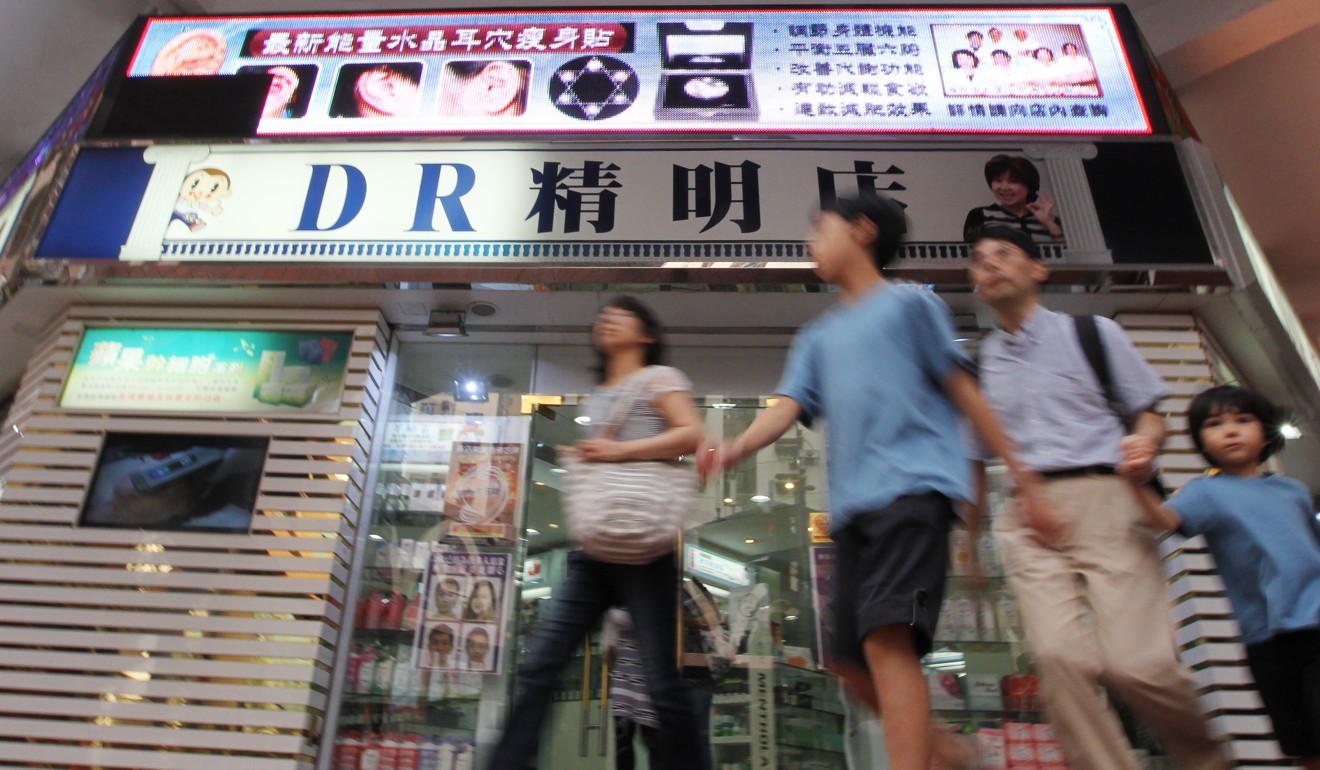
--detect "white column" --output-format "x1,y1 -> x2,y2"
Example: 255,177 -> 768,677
1024,143 -> 1111,265
119,145 -> 212,262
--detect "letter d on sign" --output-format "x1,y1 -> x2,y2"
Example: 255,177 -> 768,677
297,165 -> 367,231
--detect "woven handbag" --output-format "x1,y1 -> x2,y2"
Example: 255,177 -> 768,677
561,367 -> 696,565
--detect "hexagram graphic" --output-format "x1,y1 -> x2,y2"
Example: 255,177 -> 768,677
548,55 -> 640,121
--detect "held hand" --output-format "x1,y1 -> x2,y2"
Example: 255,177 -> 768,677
1116,433 -> 1158,484
696,439 -> 739,486
574,438 -> 628,463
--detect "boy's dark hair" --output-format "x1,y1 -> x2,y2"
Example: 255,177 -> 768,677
983,154 -> 1041,201
819,192 -> 909,269
591,295 -> 666,383
1187,385 -> 1287,465
968,222 -> 1041,261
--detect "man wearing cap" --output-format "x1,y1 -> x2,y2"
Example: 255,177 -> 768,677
700,194 -> 1049,770
967,224 -> 1228,770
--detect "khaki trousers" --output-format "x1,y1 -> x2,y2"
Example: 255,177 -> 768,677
994,475 -> 1229,770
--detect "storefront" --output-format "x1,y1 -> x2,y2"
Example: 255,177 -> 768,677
0,5 -> 1315,770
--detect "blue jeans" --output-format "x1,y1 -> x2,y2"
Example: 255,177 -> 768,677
486,551 -> 701,770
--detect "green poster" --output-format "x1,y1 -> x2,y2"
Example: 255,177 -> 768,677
61,328 -> 353,414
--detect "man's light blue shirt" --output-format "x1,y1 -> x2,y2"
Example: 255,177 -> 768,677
775,284 -> 972,531
1168,474 -> 1320,644
976,306 -> 1169,470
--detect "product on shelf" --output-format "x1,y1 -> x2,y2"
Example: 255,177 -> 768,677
1000,675 -> 1041,712
928,672 -> 966,710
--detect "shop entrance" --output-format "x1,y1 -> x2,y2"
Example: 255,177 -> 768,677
329,336 -> 849,770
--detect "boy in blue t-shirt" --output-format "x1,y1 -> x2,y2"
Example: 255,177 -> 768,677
1126,385 -> 1320,767
698,192 -> 1051,770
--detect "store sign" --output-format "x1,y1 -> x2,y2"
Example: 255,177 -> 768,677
125,7 -> 1153,136
686,545 -> 751,587
60,328 -> 353,413
38,142 -> 1098,265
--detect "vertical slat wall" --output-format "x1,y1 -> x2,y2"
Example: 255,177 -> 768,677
0,305 -> 388,770
1118,313 -> 1290,768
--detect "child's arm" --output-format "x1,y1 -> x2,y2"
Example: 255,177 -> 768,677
1126,476 -> 1182,533
944,369 -> 1059,541
697,397 -> 800,484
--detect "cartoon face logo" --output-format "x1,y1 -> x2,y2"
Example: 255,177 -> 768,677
172,168 -> 232,232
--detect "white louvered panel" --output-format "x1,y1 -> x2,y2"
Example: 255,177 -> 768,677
0,693 -> 314,730
1164,552 -> 1217,574
6,449 -> 98,468
1150,362 -> 1214,379
0,564 -> 337,593
0,626 -> 332,663
1127,329 -> 1204,345
0,524 -> 343,554
1171,574 -> 1228,595
0,306 -> 388,769
0,650 -> 331,690
1228,741 -> 1287,762
1208,714 -> 1276,738
0,506 -> 79,524
0,606 -> 336,643
1117,313 -> 1198,328
1175,619 -> 1242,646
0,670 -> 325,707
0,741 -> 313,770
0,544 -> 345,578
1182,642 -> 1248,667
1172,597 -> 1234,623
1194,665 -> 1256,689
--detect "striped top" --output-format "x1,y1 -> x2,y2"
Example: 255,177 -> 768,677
963,203 -> 1061,244
585,365 -> 692,444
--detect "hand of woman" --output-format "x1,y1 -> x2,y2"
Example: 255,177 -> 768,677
1025,193 -> 1056,226
574,438 -> 630,463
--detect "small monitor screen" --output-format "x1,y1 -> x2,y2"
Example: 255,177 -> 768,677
79,432 -> 269,533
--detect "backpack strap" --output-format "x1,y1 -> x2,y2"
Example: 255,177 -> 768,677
1072,314 -> 1130,431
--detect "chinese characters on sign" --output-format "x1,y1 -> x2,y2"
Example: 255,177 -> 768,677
124,7 -> 1152,136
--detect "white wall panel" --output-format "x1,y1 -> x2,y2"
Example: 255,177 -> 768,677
0,306 -> 387,770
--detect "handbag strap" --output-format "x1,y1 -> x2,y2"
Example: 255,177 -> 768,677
595,366 -> 658,441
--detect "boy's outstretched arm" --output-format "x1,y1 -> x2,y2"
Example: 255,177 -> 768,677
697,397 -> 801,485
1125,475 -> 1183,533
943,369 -> 1060,542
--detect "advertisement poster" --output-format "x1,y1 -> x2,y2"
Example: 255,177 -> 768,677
442,442 -> 524,542
810,545 -> 837,671
124,7 -> 1152,136
415,550 -> 511,674
60,328 -> 353,413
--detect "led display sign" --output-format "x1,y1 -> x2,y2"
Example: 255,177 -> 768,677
123,6 -> 1155,137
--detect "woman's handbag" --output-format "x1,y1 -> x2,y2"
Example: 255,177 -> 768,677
561,367 -> 697,565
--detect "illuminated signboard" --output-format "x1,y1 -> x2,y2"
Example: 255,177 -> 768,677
686,545 -> 751,586
123,6 -> 1156,136
61,328 -> 354,414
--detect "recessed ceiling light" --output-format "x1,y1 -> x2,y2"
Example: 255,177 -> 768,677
574,416 -> 592,425
1282,423 -> 1302,439
712,402 -> 737,409
723,497 -> 734,504
548,523 -> 559,529
783,481 -> 795,490
744,538 -> 756,544
551,467 -> 568,474
534,481 -> 546,486
751,494 -> 770,503
527,528 -> 541,536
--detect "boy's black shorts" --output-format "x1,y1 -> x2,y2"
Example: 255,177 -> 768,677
1245,628 -> 1320,758
830,492 -> 955,666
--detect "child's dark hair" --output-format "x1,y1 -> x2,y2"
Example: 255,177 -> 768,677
1187,385 -> 1286,465
818,192 -> 909,270
591,295 -> 666,383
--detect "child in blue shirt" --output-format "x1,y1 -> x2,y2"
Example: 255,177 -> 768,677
1126,385 -> 1320,767
699,192 -> 1050,770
